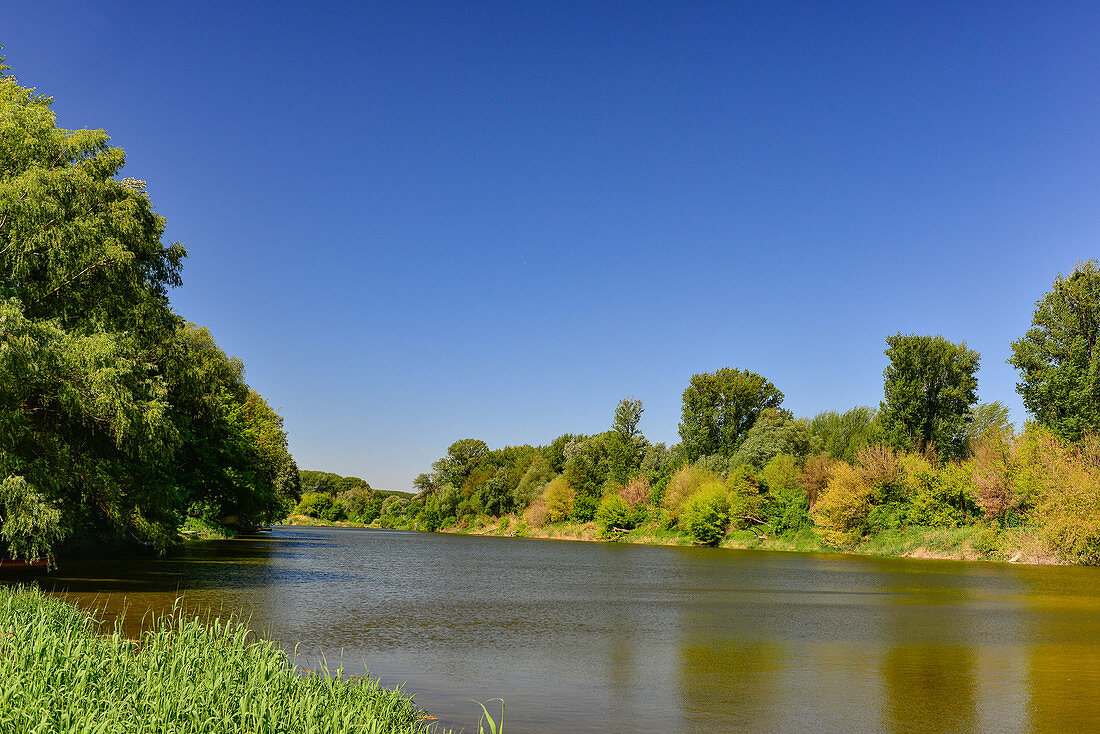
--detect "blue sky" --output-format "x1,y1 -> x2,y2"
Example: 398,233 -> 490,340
6,2 -> 1100,489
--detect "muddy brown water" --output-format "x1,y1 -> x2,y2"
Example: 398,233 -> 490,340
7,525 -> 1100,733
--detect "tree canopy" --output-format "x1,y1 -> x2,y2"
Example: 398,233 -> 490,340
0,64 -> 297,559
678,368 -> 783,461
1009,260 -> 1100,440
880,334 -> 979,458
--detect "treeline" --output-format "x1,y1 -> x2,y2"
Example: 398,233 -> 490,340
0,65 -> 297,559
297,261 -> 1100,564
290,471 -> 412,524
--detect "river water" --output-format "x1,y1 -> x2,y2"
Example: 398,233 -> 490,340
9,525 -> 1100,733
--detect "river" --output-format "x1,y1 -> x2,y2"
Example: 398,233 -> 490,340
9,525 -> 1100,733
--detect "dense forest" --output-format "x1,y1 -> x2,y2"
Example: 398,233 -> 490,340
293,262 -> 1100,565
0,64 -> 298,560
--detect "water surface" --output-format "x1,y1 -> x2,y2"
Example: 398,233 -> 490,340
9,526 -> 1100,733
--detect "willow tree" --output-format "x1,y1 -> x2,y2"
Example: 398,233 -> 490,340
0,63 -> 295,559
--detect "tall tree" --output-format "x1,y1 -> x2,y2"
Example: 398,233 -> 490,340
0,63 -> 296,558
678,368 -> 784,461
1009,261 -> 1100,440
608,397 -> 647,482
880,334 -> 979,458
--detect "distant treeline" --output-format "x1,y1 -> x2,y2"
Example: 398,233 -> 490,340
293,262 -> 1100,564
0,64 -> 298,560
290,471 -> 413,524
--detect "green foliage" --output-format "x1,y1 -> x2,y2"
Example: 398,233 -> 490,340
0,586 -> 437,734
661,465 -> 716,520
431,439 -> 490,489
808,407 -> 881,462
293,492 -> 344,522
680,485 -> 731,546
571,493 -> 599,523
607,397 -> 648,483
543,477 -> 575,523
336,487 -> 375,522
761,455 -> 811,535
513,456 -> 554,510
595,493 -> 643,537
880,333 -> 980,458
812,463 -> 876,547
1009,261 -> 1100,441
732,409 -> 811,468
0,69 -> 297,558
678,367 -> 784,461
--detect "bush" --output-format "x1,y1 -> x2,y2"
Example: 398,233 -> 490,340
291,492 -> 344,522
662,465 -> 716,519
522,499 -> 550,528
595,493 -> 642,538
680,486 -> 731,546
970,430 -> 1018,520
571,493 -> 599,523
620,475 -> 651,506
812,462 -> 875,547
1018,426 -> 1100,563
543,477 -> 575,523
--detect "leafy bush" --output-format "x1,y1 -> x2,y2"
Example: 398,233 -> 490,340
680,485 -> 731,546
620,475 -> 651,506
661,465 -> 715,519
595,493 -> 643,537
732,409 -> 812,469
543,477 -> 575,523
812,463 -> 875,547
291,492 -> 344,522
571,493 -> 599,523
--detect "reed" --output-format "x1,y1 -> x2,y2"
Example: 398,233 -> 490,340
0,586 -> 445,734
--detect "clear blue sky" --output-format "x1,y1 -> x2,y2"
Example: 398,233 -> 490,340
6,2 -> 1100,489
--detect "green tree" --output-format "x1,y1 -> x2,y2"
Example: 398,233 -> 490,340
880,334 -> 979,458
808,407 -> 882,462
431,439 -> 489,489
0,64 -> 295,558
1009,261 -> 1100,441
732,409 -> 811,469
678,368 -> 784,461
608,397 -> 648,483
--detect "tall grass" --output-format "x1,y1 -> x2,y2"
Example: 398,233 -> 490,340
0,586 -> 444,734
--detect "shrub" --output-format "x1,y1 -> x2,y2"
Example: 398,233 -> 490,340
571,493 -> 599,523
522,498 -> 550,528
812,462 -> 875,547
662,465 -> 717,519
595,493 -> 642,538
970,430 -> 1018,520
680,485 -> 731,546
336,487 -> 374,521
543,477 -> 575,523
800,453 -> 834,509
1019,426 -> 1100,563
291,492 -> 344,522
856,444 -> 902,497
620,475 -> 651,506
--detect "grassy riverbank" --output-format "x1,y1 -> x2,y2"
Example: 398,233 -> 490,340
0,586 -> 443,734
283,514 -> 1060,565
445,517 -> 1060,564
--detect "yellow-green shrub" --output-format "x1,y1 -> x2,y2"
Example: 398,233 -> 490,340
812,462 -> 875,547
680,484 -> 731,546
662,465 -> 717,519
543,477 -> 576,523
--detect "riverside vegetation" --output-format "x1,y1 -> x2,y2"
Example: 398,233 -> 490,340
291,262 -> 1100,566
0,586 -> 443,734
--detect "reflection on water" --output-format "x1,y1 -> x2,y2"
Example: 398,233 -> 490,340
5,526 -> 1100,733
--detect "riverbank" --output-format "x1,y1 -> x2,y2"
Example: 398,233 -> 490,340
283,515 -> 1061,565
0,586 -> 444,734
